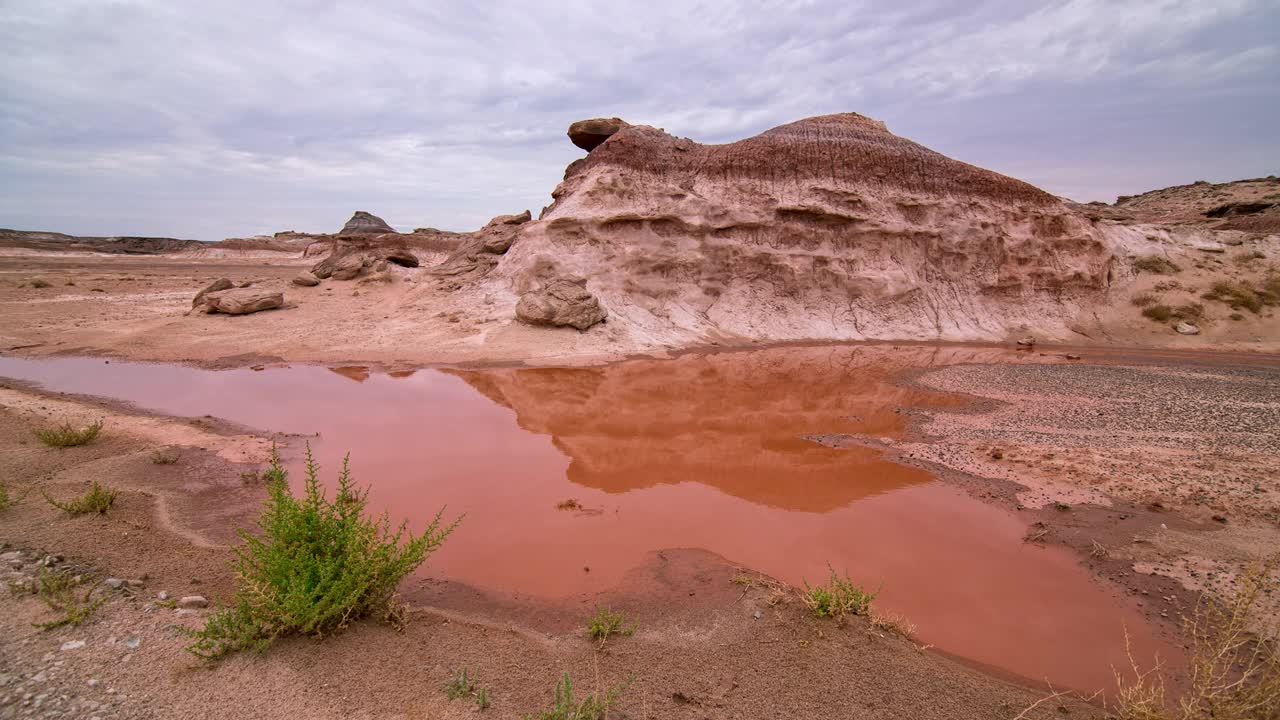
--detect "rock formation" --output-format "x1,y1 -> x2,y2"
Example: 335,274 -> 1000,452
567,118 -> 629,152
484,112 -> 1112,344
293,271 -> 320,286
430,212 -> 526,279
515,277 -> 607,330
338,211 -> 396,235
192,278 -> 233,308
196,288 -> 283,315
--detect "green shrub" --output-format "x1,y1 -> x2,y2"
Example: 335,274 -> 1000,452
1142,305 -> 1173,322
31,569 -> 107,630
802,564 -> 876,619
45,481 -> 117,515
34,419 -> 103,448
183,445 -> 460,659
586,606 -> 635,647
1132,256 -> 1181,274
0,484 -> 12,510
524,673 -> 631,720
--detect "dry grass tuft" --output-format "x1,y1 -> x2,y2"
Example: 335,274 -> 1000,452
1133,256 -> 1182,275
1112,555 -> 1280,720
150,446 -> 182,464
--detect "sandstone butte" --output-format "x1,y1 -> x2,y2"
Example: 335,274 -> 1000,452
482,112 -> 1113,342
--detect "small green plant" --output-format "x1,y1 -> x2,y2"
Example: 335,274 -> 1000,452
586,606 -> 635,647
31,569 -> 107,630
0,484 -> 12,510
1133,256 -> 1181,275
45,481 -> 118,515
183,445 -> 460,659
34,419 -> 103,448
523,673 -> 631,720
477,686 -> 492,711
445,668 -> 477,699
801,564 -> 876,619
150,446 -> 181,464
29,278 -> 52,288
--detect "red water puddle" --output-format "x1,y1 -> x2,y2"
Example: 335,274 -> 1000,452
0,345 -> 1176,695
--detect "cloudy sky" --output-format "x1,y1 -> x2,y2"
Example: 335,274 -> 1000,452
1,0 -> 1277,240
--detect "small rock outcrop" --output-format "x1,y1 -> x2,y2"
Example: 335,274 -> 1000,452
292,271 -> 320,286
431,212 -> 525,278
338,211 -> 395,235
192,278 -> 233,308
515,278 -> 607,330
329,253 -> 370,281
197,289 -> 284,315
484,210 -> 532,227
567,118 -> 629,152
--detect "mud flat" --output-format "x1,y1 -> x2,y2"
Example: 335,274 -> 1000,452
3,343 -> 1277,718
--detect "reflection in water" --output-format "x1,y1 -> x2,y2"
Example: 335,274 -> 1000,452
329,366 -> 371,382
0,346 -> 1172,694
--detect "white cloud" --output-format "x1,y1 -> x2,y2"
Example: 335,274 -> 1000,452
0,0 -> 1276,237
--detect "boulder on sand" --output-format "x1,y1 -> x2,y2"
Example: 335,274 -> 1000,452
330,253 -> 370,281
292,271 -> 320,287
515,278 -> 607,330
567,118 -> 629,152
338,211 -> 395,235
198,289 -> 283,315
192,278 -> 233,308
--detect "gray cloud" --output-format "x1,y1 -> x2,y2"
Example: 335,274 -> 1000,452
0,0 -> 1276,239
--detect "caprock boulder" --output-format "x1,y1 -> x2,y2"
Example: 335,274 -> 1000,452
482,112 -> 1113,345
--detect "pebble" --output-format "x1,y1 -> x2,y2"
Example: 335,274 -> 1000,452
177,595 -> 208,609
59,640 -> 85,652
123,636 -> 141,650
103,578 -> 127,590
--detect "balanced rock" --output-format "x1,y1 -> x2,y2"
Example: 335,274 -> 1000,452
199,289 -> 283,315
338,211 -> 395,235
515,278 -> 607,330
567,118 -> 629,152
292,271 -> 320,287
192,278 -> 233,308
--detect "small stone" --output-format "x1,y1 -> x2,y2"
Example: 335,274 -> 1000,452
157,591 -> 169,601
87,679 -> 99,688
59,640 -> 85,652
177,595 -> 208,609
32,671 -> 47,683
103,578 -> 126,590
1016,336 -> 1036,347
123,636 -> 140,650
752,611 -> 763,620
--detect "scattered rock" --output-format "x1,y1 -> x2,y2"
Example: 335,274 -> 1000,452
292,271 -> 320,287
516,278 -> 607,331
123,636 -> 141,650
1065,354 -> 1082,360
1175,322 -> 1200,335
198,289 -> 284,315
191,278 -> 232,308
177,595 -> 208,609
103,578 -> 127,590
1016,337 -> 1036,347
59,640 -> 85,651
568,117 -> 630,152
338,211 -> 395,235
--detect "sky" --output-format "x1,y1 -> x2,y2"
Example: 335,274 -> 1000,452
1,0 -> 1277,241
